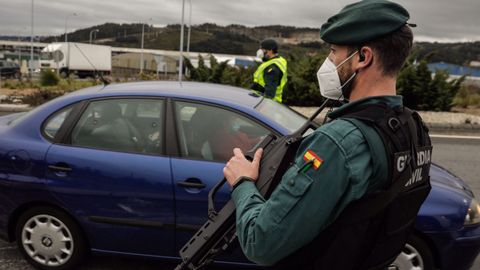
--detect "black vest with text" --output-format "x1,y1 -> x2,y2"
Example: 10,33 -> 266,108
271,103 -> 432,270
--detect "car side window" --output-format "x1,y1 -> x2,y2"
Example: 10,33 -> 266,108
174,101 -> 269,162
71,99 -> 164,154
43,106 -> 74,141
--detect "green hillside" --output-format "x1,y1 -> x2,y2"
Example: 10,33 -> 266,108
40,23 -> 479,65
41,23 -> 326,56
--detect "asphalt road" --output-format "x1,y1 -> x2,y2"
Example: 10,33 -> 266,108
1,134 -> 480,269
431,135 -> 480,195
431,135 -> 480,270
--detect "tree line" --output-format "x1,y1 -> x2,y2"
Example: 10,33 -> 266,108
184,52 -> 465,111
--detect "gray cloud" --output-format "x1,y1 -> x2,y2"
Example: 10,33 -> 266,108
0,0 -> 479,42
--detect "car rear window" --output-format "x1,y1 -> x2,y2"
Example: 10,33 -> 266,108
255,98 -> 307,133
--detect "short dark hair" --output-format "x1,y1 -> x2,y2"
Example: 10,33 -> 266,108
355,25 -> 413,76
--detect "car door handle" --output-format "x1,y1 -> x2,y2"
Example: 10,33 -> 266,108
48,165 -> 72,172
177,179 -> 206,189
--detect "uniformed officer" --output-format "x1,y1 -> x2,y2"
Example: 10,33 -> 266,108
223,1 -> 432,269
251,39 -> 287,103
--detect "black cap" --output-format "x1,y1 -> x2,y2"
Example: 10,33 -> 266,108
320,0 -> 411,45
260,39 -> 278,52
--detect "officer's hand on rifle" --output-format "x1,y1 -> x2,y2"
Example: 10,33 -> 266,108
224,147 -> 263,188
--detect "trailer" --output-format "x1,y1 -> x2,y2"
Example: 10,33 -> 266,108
40,42 -> 111,78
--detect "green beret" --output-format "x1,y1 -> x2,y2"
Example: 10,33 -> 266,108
320,0 -> 411,45
260,39 -> 278,52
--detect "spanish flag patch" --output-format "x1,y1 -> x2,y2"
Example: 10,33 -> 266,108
303,150 -> 323,170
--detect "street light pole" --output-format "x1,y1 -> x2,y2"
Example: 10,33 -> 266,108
140,18 -> 152,74
187,0 -> 192,54
89,29 -> 99,44
30,0 -> 34,77
179,0 -> 186,82
64,13 -> 77,43
18,37 -> 22,63
63,12 -> 77,78
140,23 -> 145,74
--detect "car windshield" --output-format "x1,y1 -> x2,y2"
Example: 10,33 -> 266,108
255,98 -> 307,133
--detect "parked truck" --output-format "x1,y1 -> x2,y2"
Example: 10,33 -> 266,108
40,42 -> 111,78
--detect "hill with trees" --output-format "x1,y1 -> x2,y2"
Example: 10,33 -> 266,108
40,23 -> 480,66
37,23 -> 479,110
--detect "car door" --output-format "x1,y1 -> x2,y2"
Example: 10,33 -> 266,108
170,100 -> 271,262
44,98 -> 176,257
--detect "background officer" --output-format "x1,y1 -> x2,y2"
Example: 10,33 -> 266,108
223,1 -> 432,269
251,39 -> 287,103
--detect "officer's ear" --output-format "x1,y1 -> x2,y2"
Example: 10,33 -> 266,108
359,52 -> 365,62
356,46 -> 373,68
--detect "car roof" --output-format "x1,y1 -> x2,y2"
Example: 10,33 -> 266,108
12,81 -> 296,137
70,81 -> 262,108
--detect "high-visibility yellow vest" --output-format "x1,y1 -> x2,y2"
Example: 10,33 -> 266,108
253,56 -> 287,103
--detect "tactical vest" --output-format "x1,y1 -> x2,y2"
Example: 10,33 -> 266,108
253,56 -> 287,103
271,103 -> 432,270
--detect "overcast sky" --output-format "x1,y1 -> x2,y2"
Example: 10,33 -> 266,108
0,0 -> 479,42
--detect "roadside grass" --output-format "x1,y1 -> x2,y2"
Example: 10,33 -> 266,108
453,84 -> 480,109
1,78 -> 100,91
0,78 -> 102,106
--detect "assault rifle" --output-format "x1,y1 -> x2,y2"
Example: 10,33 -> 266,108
175,99 -> 335,270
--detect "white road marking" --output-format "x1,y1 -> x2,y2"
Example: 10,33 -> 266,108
430,134 -> 480,140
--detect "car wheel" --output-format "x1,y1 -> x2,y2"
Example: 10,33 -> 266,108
390,234 -> 435,270
15,207 -> 87,270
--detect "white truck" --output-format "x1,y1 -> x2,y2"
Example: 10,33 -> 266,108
40,42 -> 112,78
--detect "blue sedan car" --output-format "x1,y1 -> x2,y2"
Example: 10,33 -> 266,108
0,81 -> 479,270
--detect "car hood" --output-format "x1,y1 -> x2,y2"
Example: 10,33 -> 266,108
430,163 -> 474,198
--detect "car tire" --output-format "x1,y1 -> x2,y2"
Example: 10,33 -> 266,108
15,206 -> 87,270
390,234 -> 435,270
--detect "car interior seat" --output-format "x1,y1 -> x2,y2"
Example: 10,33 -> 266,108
188,109 -> 214,160
87,103 -> 144,152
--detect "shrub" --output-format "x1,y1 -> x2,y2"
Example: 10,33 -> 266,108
22,89 -> 65,106
3,80 -> 16,89
57,79 -> 71,90
469,94 -> 480,107
40,70 -> 60,86
139,72 -> 158,81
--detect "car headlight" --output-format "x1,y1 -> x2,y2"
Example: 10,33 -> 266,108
465,198 -> 480,225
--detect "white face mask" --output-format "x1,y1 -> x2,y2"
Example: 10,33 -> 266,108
256,49 -> 265,61
317,51 -> 358,100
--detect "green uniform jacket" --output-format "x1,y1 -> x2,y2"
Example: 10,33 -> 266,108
232,96 -> 403,265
